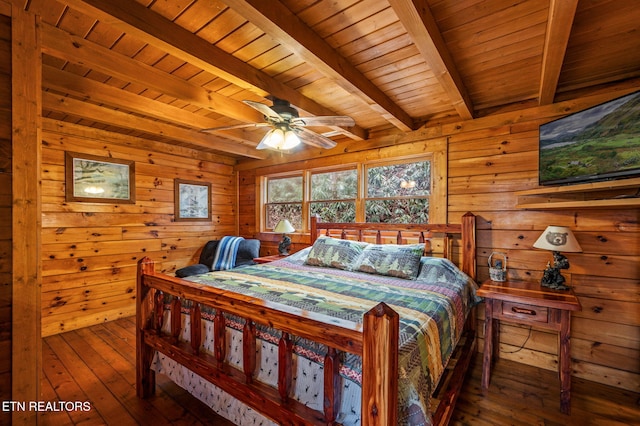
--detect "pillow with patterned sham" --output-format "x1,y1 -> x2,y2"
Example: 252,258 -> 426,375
353,244 -> 424,279
304,236 -> 368,270
416,257 -> 463,283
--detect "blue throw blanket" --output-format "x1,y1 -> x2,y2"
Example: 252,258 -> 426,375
211,236 -> 244,271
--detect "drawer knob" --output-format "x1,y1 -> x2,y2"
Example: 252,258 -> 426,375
512,306 -> 536,316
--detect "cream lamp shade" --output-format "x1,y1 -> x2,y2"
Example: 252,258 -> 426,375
256,127 -> 301,150
274,219 -> 295,234
533,226 -> 582,253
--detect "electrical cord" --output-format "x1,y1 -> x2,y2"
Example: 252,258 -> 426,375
501,326 -> 532,354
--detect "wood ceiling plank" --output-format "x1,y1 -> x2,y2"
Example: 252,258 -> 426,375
338,22 -> 409,63
246,43 -> 294,72
323,6 -> 399,50
223,0 -> 413,131
173,0 -> 227,33
455,25 -> 545,66
388,0 -> 473,120
62,0 -> 367,140
43,65 -> 262,146
285,0 -> 360,29
42,91 -> 267,159
42,23 -> 263,123
307,0 -> 388,39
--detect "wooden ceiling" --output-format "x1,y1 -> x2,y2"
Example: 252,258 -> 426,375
30,0 -> 640,161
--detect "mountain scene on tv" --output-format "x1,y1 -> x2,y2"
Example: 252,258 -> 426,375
539,91 -> 640,184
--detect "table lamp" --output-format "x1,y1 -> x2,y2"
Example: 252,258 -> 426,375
274,219 -> 295,255
533,225 -> 582,290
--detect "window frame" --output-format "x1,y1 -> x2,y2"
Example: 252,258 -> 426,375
260,154 -> 439,234
362,156 -> 433,223
262,172 -> 304,231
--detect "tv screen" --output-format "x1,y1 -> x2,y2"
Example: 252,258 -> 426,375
539,90 -> 640,186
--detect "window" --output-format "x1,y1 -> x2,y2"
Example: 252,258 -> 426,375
365,160 -> 431,223
310,169 -> 357,223
262,157 -> 433,232
265,175 -> 302,230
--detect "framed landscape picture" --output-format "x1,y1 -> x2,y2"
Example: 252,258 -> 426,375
65,152 -> 135,203
174,179 -> 212,221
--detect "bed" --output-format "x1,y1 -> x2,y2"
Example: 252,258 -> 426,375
136,212 -> 479,425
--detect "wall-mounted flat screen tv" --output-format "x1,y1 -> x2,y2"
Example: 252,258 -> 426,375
539,90 -> 640,186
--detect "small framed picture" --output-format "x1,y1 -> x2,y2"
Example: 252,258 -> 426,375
174,179 -> 212,221
65,152 -> 135,203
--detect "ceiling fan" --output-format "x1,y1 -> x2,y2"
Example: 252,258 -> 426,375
201,98 -> 355,150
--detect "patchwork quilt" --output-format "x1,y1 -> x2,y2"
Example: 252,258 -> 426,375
152,253 -> 480,425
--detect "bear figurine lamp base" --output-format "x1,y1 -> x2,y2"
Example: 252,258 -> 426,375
533,226 -> 582,290
274,219 -> 295,255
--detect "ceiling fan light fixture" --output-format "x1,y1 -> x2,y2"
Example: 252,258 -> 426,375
257,127 -> 301,150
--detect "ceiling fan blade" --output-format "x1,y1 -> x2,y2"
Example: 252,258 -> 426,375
243,100 -> 283,122
291,116 -> 355,127
296,127 -> 337,149
201,122 -> 270,133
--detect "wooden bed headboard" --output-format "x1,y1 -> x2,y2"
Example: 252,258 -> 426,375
310,212 -> 477,280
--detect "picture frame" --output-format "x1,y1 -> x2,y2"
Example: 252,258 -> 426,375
174,179 -> 212,221
65,152 -> 135,203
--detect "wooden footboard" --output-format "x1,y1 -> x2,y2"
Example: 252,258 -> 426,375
137,258 -> 399,425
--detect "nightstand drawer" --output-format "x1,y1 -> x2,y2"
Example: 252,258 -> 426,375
500,301 -> 548,324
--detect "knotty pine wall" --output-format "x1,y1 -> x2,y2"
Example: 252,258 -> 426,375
237,90 -> 639,393
0,12 -> 11,425
40,121 -> 237,336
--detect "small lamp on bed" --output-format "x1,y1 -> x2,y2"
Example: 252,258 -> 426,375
533,225 -> 582,290
274,219 -> 295,255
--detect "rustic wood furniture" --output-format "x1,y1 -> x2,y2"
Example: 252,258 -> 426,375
252,254 -> 289,264
477,279 -> 581,414
136,213 -> 477,425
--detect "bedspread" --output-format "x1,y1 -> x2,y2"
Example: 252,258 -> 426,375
153,255 -> 480,425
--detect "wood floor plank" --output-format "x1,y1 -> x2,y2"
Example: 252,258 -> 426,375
45,334 -> 138,425
42,317 -> 639,426
41,338 -> 107,425
452,355 -> 640,426
62,328 -> 176,425
40,345 -> 76,426
77,325 -> 215,425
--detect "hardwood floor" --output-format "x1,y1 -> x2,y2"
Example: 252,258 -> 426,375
42,317 -> 639,425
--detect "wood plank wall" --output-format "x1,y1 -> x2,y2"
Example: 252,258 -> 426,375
40,121 -> 237,336
0,12 -> 11,426
237,89 -> 640,393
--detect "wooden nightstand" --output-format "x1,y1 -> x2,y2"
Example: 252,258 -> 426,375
253,254 -> 288,264
477,279 -> 581,414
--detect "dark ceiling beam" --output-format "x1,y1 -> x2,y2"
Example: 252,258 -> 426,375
388,0 -> 474,120
61,0 -> 367,141
538,0 -> 579,105
224,0 -> 415,132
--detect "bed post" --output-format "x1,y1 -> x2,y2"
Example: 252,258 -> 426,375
361,302 -> 399,426
461,212 -> 477,280
310,214 -> 319,244
137,257 -> 157,398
